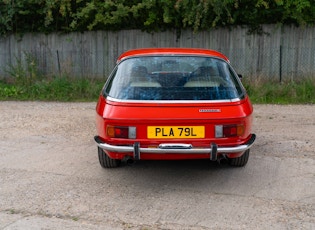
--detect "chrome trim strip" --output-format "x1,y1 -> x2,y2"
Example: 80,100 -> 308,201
106,96 -> 240,104
159,143 -> 193,149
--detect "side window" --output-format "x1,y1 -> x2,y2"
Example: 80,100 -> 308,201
104,68 -> 117,96
228,67 -> 245,98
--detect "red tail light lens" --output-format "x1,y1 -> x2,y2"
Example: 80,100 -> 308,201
215,124 -> 244,138
223,125 -> 237,137
106,126 -> 136,139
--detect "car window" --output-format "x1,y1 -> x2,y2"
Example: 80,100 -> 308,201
104,56 -> 245,101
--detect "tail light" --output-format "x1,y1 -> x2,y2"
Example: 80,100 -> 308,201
107,125 -> 136,139
215,124 -> 244,138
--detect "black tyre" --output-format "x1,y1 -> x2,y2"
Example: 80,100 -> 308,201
98,147 -> 121,168
228,149 -> 250,167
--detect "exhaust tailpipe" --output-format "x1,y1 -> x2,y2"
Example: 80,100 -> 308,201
217,155 -> 229,165
124,156 -> 135,166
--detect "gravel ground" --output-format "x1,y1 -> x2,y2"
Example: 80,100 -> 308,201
0,102 -> 314,229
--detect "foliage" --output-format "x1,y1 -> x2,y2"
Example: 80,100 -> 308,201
0,0 -> 315,36
5,52 -> 43,86
0,76 -> 104,101
243,78 -> 315,104
0,74 -> 314,103
1,51 -> 103,101
0,83 -> 18,98
1,50 -> 314,103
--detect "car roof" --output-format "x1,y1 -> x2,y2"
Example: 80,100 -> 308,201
117,48 -> 229,63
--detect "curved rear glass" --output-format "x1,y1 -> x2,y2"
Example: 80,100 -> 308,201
104,56 -> 245,101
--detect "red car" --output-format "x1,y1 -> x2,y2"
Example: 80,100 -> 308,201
95,48 -> 255,168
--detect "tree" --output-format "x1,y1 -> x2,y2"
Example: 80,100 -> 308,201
0,0 -> 314,36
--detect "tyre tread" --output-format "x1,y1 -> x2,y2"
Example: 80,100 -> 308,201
229,149 -> 250,167
98,147 -> 121,168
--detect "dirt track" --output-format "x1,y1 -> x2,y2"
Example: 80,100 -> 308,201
0,102 -> 314,229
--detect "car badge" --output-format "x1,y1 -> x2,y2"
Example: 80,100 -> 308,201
199,109 -> 221,113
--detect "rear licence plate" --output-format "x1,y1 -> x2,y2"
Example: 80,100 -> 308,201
147,126 -> 205,139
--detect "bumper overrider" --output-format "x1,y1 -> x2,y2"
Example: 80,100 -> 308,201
94,134 -> 256,161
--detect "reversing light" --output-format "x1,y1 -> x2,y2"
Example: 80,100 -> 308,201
107,126 -> 136,139
215,124 -> 244,138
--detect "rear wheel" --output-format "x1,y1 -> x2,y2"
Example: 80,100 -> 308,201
228,149 -> 250,167
98,147 -> 121,168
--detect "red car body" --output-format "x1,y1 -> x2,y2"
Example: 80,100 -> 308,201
95,48 -> 255,168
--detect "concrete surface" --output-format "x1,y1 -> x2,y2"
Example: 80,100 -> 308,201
0,102 -> 314,229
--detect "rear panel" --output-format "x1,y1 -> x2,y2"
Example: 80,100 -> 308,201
96,96 -> 253,148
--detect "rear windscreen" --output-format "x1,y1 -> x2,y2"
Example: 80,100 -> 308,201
104,56 -> 245,101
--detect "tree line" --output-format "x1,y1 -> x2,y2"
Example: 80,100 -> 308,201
1,0 -> 314,36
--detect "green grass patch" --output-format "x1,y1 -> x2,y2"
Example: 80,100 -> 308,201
1,48 -> 314,104
0,51 -> 105,101
243,78 -> 315,104
0,75 -> 314,103
0,76 -> 104,101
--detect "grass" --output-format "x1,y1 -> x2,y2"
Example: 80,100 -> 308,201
0,52 -> 104,101
0,76 -> 314,103
243,78 -> 315,104
1,52 -> 314,103
0,76 -> 104,101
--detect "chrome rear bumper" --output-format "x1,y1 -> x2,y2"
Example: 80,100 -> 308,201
94,134 -> 256,161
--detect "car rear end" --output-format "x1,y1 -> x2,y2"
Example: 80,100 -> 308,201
95,48 -> 255,167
